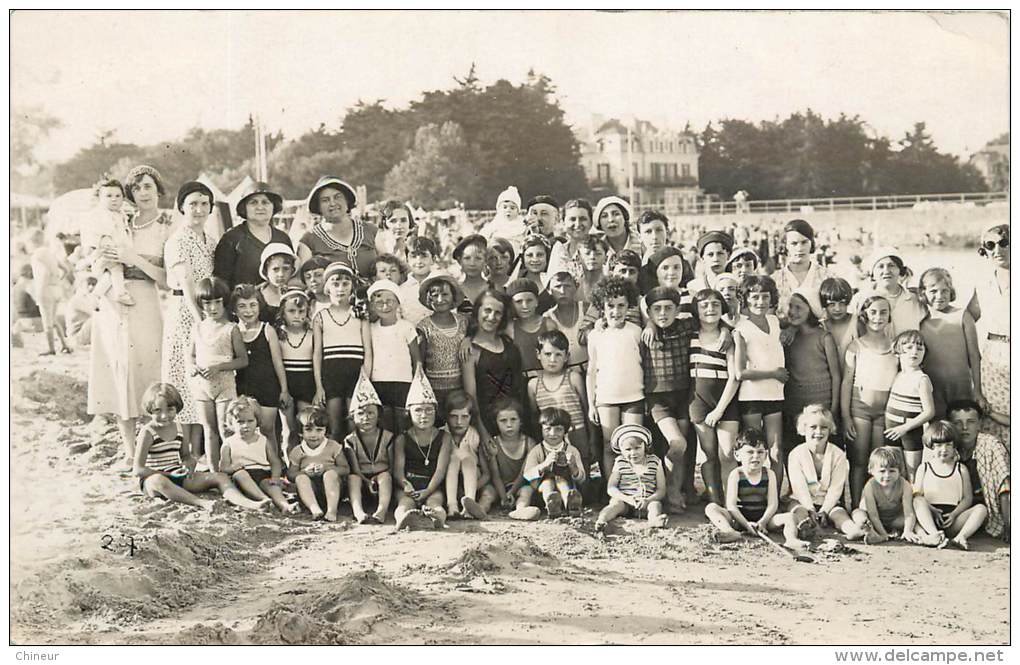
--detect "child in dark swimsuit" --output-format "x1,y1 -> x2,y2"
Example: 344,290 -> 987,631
705,428 -> 809,549
345,372 -> 394,525
393,369 -> 453,531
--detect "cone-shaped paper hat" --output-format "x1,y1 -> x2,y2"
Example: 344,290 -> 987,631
405,366 -> 438,408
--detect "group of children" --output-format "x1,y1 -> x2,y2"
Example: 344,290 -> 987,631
122,193 -> 1005,551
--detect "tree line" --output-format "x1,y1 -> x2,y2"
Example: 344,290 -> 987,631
14,69 -> 990,209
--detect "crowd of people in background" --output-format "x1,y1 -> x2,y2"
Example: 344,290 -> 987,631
10,165 -> 1011,549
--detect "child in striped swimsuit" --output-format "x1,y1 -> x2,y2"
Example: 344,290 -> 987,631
278,289 -> 315,450
595,424 -> 668,535
689,288 -> 741,506
527,330 -> 590,472
705,428 -> 809,549
133,383 -> 269,512
884,330 -> 936,480
313,262 -> 373,442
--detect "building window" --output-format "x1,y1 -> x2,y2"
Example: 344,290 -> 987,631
669,164 -> 678,178
682,163 -> 691,177
680,142 -> 687,154
597,163 -> 611,182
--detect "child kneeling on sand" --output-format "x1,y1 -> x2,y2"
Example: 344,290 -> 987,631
287,406 -> 348,522
219,396 -> 297,513
521,407 -> 586,518
133,383 -> 269,512
393,369 -> 454,530
705,427 -> 810,549
344,372 -> 395,525
595,424 -> 668,535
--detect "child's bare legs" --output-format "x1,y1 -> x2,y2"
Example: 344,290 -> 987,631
142,474 -> 215,510
460,451 -> 480,513
232,470 -> 271,502
478,483 -> 497,512
196,400 -> 222,471
422,490 -> 448,528
717,422 -> 739,500
851,507 -> 889,544
348,475 -> 369,522
849,416 -> 873,506
695,423 -> 724,506
325,397 -> 347,443
763,412 -> 784,494
597,406 -> 622,480
259,479 -> 298,513
555,476 -> 581,515
911,495 -> 943,539
394,493 -> 418,529
444,453 -> 463,517
946,504 -> 988,549
295,473 -> 325,519
372,472 -> 393,522
828,507 -> 865,540
646,499 -> 667,527
771,507 -> 810,549
655,415 -> 688,512
509,485 -> 541,520
257,405 -> 280,456
903,449 -> 922,482
185,471 -> 270,510
595,498 -> 629,531
321,469 -> 342,521
538,477 -> 564,516
704,503 -> 742,543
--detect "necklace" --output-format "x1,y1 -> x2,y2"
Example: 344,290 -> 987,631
130,211 -> 160,231
283,327 -> 309,349
410,430 -> 434,466
325,308 -> 353,328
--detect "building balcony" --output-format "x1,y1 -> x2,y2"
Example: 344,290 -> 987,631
634,175 -> 699,188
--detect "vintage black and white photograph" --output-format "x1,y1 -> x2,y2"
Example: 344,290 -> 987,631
8,9 -> 1010,648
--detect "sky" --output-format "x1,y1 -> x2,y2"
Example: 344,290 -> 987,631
10,10 -> 1009,165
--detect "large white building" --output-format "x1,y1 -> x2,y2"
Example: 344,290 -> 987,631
577,115 -> 701,212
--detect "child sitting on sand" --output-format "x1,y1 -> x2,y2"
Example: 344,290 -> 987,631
481,398 -> 537,517
287,406 -> 348,522
344,373 -> 394,525
522,407 -> 586,518
133,383 -> 269,512
912,421 -> 988,550
393,370 -> 454,531
786,404 -> 864,540
595,424 -> 668,535
443,390 -> 493,520
704,428 -> 810,549
850,447 -> 938,546
219,396 -> 297,513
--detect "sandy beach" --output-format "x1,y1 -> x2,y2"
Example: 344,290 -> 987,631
8,321 -> 1009,646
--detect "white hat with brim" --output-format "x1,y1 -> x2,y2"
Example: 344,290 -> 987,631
366,279 -> 403,305
259,243 -> 298,280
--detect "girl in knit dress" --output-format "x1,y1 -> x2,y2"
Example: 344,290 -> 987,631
782,288 -> 841,448
918,268 -> 980,418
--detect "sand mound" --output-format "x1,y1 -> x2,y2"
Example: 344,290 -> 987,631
246,570 -> 430,644
15,369 -> 90,423
446,532 -> 559,579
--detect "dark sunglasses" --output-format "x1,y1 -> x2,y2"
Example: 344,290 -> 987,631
982,238 -> 1009,251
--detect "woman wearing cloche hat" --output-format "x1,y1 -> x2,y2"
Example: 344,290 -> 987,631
296,176 -> 379,278
212,180 -> 292,290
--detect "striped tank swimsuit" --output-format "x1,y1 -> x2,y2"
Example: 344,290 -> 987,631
616,456 -> 662,499
736,469 -> 769,522
143,424 -> 187,477
280,326 -> 315,403
534,373 -> 586,433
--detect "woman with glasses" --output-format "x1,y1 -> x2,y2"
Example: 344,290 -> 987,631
967,223 -> 1011,444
